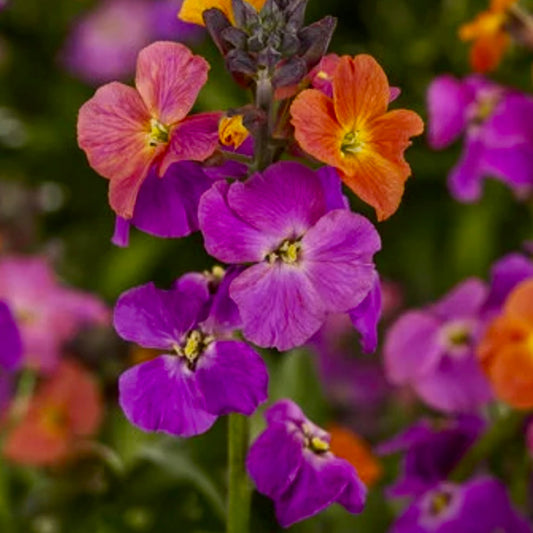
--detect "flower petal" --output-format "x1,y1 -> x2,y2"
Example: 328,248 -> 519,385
119,355 -> 217,436
432,278 -> 488,320
448,134 -> 486,202
135,41 -> 210,125
0,301 -> 22,372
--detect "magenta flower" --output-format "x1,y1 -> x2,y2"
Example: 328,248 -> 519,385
384,278 -> 492,413
0,256 -> 109,372
77,41 -> 221,219
247,399 -> 366,528
199,162 -> 381,350
0,301 -> 22,373
427,75 -> 533,201
391,477 -> 532,533
114,275 -> 267,437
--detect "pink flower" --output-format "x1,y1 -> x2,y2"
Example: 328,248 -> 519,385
77,41 -> 221,218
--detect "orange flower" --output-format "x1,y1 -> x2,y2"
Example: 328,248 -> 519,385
478,278 -> 533,409
328,425 -> 382,488
459,0 -> 517,73
291,55 -> 424,221
179,0 -> 267,26
218,115 -> 249,149
3,360 -> 103,466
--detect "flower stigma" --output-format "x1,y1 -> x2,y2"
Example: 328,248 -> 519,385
148,118 -> 170,147
341,130 -> 365,156
268,239 -> 302,265
173,330 -> 214,369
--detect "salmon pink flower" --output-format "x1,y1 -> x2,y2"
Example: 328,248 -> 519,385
459,0 -> 517,73
3,360 -> 103,466
77,41 -> 221,218
291,54 -> 424,221
179,0 -> 266,26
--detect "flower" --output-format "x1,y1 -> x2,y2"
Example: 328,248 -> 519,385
391,477 -> 532,533
3,360 -> 103,466
459,0 -> 517,73
246,400 -> 366,528
377,416 -> 484,498
0,256 -> 109,372
427,75 -> 533,201
199,161 -> 381,351
179,0 -> 267,26
218,115 -> 249,149
77,41 -> 221,218
114,275 -> 267,437
0,300 -> 22,373
478,278 -> 533,408
291,54 -> 424,221
384,278 -> 492,413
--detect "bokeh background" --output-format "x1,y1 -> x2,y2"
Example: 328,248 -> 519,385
0,0 -> 531,531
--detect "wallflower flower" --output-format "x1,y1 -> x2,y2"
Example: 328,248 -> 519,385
427,75 -> 533,201
3,360 -> 103,466
179,0 -> 267,26
459,0 -> 517,73
199,161 -> 381,350
291,54 -> 424,221
77,41 -> 221,218
478,278 -> 533,408
377,416 -> 484,498
0,256 -> 109,372
391,477 -> 532,533
246,400 -> 366,528
115,275 -> 267,437
384,279 -> 492,413
0,300 -> 22,373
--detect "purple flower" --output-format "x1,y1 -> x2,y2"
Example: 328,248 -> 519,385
384,278 -> 492,413
114,274 -> 267,437
0,301 -> 22,373
427,75 -> 533,202
391,477 -> 532,533
247,399 -> 366,528
377,416 -> 484,498
199,162 -> 381,351
111,162 -> 217,247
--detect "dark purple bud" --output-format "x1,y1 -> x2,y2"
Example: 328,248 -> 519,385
272,57 -> 307,88
232,0 -> 260,28
204,8 -> 233,55
221,26 -> 248,49
226,49 -> 257,76
299,16 -> 337,69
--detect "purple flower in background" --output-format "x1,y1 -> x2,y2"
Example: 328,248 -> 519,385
247,399 -> 366,528
384,278 -> 492,413
0,301 -> 22,373
111,162 -> 218,247
377,416 -> 484,498
0,256 -> 109,372
63,0 -> 203,85
199,162 -> 381,351
114,275 -> 267,437
427,75 -> 533,202
391,477 -> 532,533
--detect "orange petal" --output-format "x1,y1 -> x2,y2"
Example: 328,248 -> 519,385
179,0 -> 266,26
470,33 -> 509,73
329,425 -> 382,488
291,88 -> 344,168
491,0 -> 516,12
332,55 -> 390,130
504,279 -> 533,323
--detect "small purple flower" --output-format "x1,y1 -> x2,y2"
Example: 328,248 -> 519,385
427,75 -> 533,202
377,416 -> 484,498
391,477 -> 532,533
114,273 -> 267,437
0,301 -> 22,373
384,278 -> 492,413
199,162 -> 381,351
247,399 -> 366,528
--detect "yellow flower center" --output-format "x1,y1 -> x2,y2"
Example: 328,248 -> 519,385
173,330 -> 214,367
341,130 -> 365,156
310,436 -> 330,453
429,491 -> 452,516
148,118 -> 170,147
268,240 -> 301,265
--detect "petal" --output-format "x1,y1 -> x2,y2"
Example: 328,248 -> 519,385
470,33 -> 509,74
112,216 -> 131,247
226,161 -> 328,238
482,145 -> 533,191
333,55 -> 390,129
291,89 -> 344,168
264,399 -> 308,426
316,166 -> 348,211
448,134 -> 485,202
161,112 -> 222,175
77,82 -> 156,218
196,340 -> 268,415
113,282 -> 206,349
135,41 -> 210,125
384,311 -> 444,384
247,422 -> 304,498
505,279 -> 533,322
199,180 -> 279,264
0,301 -> 22,372
432,278 -> 488,320
230,263 -> 326,350
119,355 -> 217,437
302,209 -> 380,313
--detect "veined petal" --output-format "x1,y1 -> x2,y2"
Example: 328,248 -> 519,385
135,42 -> 210,125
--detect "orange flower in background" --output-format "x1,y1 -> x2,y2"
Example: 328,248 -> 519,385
3,360 -> 103,466
291,55 -> 424,221
328,425 -> 382,488
179,0 -> 267,26
459,0 -> 517,73
478,278 -> 533,409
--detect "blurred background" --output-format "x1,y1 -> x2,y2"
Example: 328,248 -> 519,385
0,0 -> 531,531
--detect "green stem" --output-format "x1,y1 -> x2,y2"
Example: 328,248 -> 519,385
227,414 -> 252,533
254,68 -> 274,172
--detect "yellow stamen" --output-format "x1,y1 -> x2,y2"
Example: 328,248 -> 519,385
219,115 -> 249,149
310,436 -> 330,453
148,118 -> 170,147
341,131 -> 364,156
